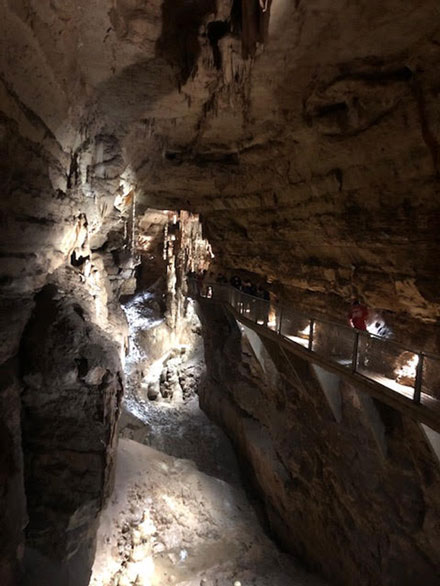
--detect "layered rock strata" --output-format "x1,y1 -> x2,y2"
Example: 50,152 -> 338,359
1,0 -> 440,584
20,284 -> 123,586
3,0 -> 439,339
198,300 -> 440,586
0,115 -> 133,584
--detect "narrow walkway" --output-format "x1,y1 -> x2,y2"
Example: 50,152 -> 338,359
195,282 -> 440,433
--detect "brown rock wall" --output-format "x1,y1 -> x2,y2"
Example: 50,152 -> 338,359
0,360 -> 26,586
1,0 -> 440,582
20,285 -> 123,586
0,26 -> 134,582
198,300 -> 440,586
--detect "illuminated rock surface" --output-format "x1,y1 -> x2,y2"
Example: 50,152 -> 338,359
198,301 -> 440,586
1,0 -> 439,334
1,1 -> 440,585
91,439 -> 328,586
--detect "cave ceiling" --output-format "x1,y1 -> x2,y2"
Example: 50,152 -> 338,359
1,0 -> 440,323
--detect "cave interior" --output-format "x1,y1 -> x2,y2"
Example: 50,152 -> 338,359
1,1 -> 440,586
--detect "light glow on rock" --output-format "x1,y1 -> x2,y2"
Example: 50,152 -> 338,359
394,353 -> 419,385
300,324 -> 311,337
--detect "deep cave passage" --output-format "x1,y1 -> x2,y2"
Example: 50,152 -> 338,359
5,206 -> 440,586
90,286 -> 307,586
87,212 -> 329,586
2,2 -> 440,585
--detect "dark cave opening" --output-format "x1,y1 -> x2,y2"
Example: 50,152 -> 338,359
207,20 -> 230,70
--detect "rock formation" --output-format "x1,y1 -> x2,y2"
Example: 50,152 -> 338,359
90,439 -> 328,586
1,0 -> 440,584
20,284 -> 123,586
197,300 -> 440,586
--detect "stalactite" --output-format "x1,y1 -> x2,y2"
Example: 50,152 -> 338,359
240,0 -> 272,59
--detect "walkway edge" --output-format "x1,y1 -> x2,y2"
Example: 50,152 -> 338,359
208,299 -> 440,434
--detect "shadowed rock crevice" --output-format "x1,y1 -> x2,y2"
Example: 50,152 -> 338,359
156,0 -> 216,84
207,20 -> 230,69
241,0 -> 272,58
19,285 -> 123,586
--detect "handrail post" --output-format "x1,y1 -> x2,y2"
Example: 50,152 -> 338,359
308,318 -> 315,351
414,353 -> 424,404
278,304 -> 283,335
352,331 -> 360,373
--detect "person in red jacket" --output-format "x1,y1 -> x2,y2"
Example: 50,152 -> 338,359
348,300 -> 369,331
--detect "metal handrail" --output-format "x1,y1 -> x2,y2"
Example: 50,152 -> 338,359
199,281 -> 440,359
202,281 -> 440,359
188,279 -> 439,407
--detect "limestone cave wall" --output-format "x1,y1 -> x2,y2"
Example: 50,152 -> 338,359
0,13 -> 136,582
21,283 -> 124,581
2,0 -> 439,342
198,301 -> 440,586
1,0 -> 440,584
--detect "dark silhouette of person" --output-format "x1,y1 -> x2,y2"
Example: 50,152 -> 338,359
230,275 -> 242,289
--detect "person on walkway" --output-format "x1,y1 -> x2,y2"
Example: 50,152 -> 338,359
230,275 -> 242,290
256,285 -> 270,325
257,285 -> 270,301
348,300 -> 369,331
242,280 -> 252,295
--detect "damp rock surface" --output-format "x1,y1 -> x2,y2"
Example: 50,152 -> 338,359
197,301 -> 440,586
120,282 -> 236,485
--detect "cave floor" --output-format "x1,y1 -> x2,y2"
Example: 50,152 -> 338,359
90,397 -> 329,586
120,393 -> 242,486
